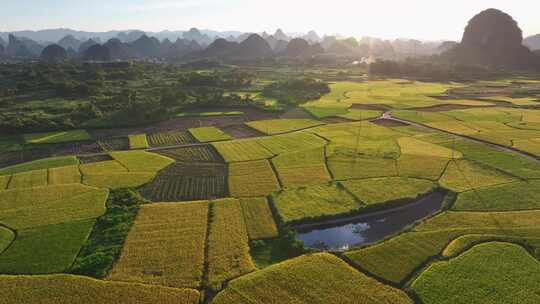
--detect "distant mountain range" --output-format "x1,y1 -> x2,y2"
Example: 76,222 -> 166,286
3,26 -> 537,64
0,27 -> 455,62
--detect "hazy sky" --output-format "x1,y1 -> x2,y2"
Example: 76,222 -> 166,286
1,0 -> 539,40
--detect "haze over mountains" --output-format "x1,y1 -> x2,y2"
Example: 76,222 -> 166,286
1,8 -> 540,70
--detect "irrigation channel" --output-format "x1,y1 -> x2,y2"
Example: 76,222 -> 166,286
294,191 -> 445,251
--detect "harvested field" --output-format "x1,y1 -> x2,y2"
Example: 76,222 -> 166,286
228,160 -> 281,197
78,154 -> 113,164
240,197 -> 279,240
108,202 -> 209,289
207,198 -> 255,291
0,274 -> 200,304
147,130 -> 195,147
220,124 -> 265,139
156,145 -> 222,162
213,253 -> 412,304
140,162 -> 227,201
98,137 -> 130,151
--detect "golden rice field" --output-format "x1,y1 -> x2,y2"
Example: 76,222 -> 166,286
212,253 -> 413,304
0,274 -> 200,304
207,198 -> 256,291
108,202 -> 209,289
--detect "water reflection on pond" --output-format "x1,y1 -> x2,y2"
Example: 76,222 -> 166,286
295,191 -> 445,251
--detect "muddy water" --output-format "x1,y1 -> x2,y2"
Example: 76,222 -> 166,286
295,191 -> 446,251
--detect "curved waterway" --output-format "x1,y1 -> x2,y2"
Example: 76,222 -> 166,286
295,191 -> 446,251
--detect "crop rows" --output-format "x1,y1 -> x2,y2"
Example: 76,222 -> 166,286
147,130 -> 195,147
157,145 -> 221,162
0,149 -> 52,169
140,162 -> 227,201
239,197 -> 279,240
108,202 -> 209,289
207,198 -> 256,291
98,137 -> 130,151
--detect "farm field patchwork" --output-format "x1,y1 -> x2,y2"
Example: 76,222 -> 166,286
228,160 -> 280,197
156,145 -> 221,162
147,130 -> 195,147
439,159 -> 516,192
272,148 -> 331,188
345,210 -> 540,284
108,202 -> 209,289
0,274 -> 200,304
213,253 -> 412,304
412,242 -> 540,304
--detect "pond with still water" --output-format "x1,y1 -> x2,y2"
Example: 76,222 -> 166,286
295,191 -> 446,251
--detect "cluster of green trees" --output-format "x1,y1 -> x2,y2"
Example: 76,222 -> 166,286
262,78 -> 330,105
